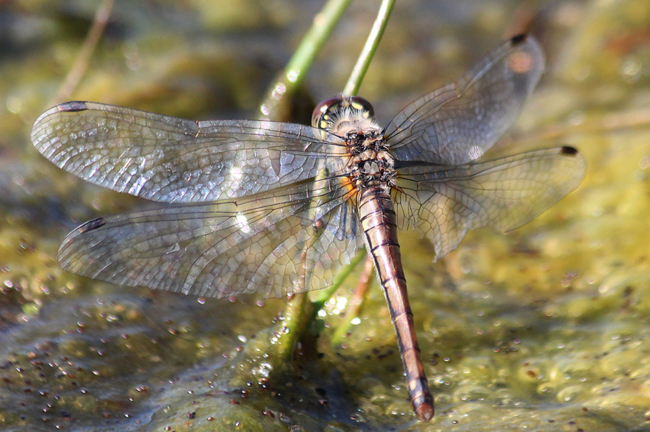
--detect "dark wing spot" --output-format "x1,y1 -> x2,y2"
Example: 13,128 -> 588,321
560,146 -> 579,156
58,101 -> 88,112
78,218 -> 106,233
511,34 -> 527,46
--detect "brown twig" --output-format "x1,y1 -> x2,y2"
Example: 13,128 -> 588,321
51,0 -> 115,105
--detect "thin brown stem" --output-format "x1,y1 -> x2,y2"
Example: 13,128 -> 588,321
52,0 -> 115,105
331,255 -> 374,344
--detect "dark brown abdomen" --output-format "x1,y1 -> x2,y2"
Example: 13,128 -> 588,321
357,185 -> 434,422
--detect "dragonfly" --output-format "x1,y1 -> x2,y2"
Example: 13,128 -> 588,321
31,34 -> 585,422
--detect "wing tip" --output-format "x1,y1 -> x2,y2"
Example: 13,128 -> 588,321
31,101 -> 90,143
57,217 -> 106,275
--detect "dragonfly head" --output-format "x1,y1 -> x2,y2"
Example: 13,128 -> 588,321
311,96 -> 380,137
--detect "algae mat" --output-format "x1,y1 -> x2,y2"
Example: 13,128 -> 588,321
2,0 -> 650,430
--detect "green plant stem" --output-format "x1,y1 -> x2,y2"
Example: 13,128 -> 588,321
272,293 -> 313,362
342,0 -> 395,96
311,0 -> 396,320
259,0 -> 352,120
266,0 -> 396,360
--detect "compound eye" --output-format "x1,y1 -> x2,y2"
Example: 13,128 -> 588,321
311,97 -> 342,129
347,96 -> 374,118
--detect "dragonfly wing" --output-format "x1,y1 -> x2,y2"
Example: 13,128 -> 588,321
385,35 -> 544,165
31,101 -> 345,203
395,147 -> 585,260
58,177 -> 363,298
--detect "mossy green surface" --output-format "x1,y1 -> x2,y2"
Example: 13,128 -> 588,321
2,0 -> 650,430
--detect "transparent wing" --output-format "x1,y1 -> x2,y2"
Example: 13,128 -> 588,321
385,34 -> 544,165
394,147 -> 585,260
58,176 -> 364,298
31,101 -> 346,203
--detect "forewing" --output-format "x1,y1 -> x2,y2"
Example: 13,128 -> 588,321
395,147 -> 585,260
31,101 -> 345,203
385,35 -> 544,165
58,176 -> 363,298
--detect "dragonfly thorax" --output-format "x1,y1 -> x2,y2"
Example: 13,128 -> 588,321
347,144 -> 396,190
311,96 -> 396,191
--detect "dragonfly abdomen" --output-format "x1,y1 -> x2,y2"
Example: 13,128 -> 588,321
357,186 -> 434,421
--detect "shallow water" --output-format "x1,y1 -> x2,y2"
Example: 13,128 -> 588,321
2,0 -> 650,431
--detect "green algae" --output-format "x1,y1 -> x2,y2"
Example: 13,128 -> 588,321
2,0 -> 650,430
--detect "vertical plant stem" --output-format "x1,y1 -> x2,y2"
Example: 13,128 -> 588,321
273,293 -> 313,362
258,0 -> 352,359
260,0 -> 352,120
341,0 -> 395,96
274,166 -> 330,361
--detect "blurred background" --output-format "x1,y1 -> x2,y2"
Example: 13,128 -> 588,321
1,0 -> 650,430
